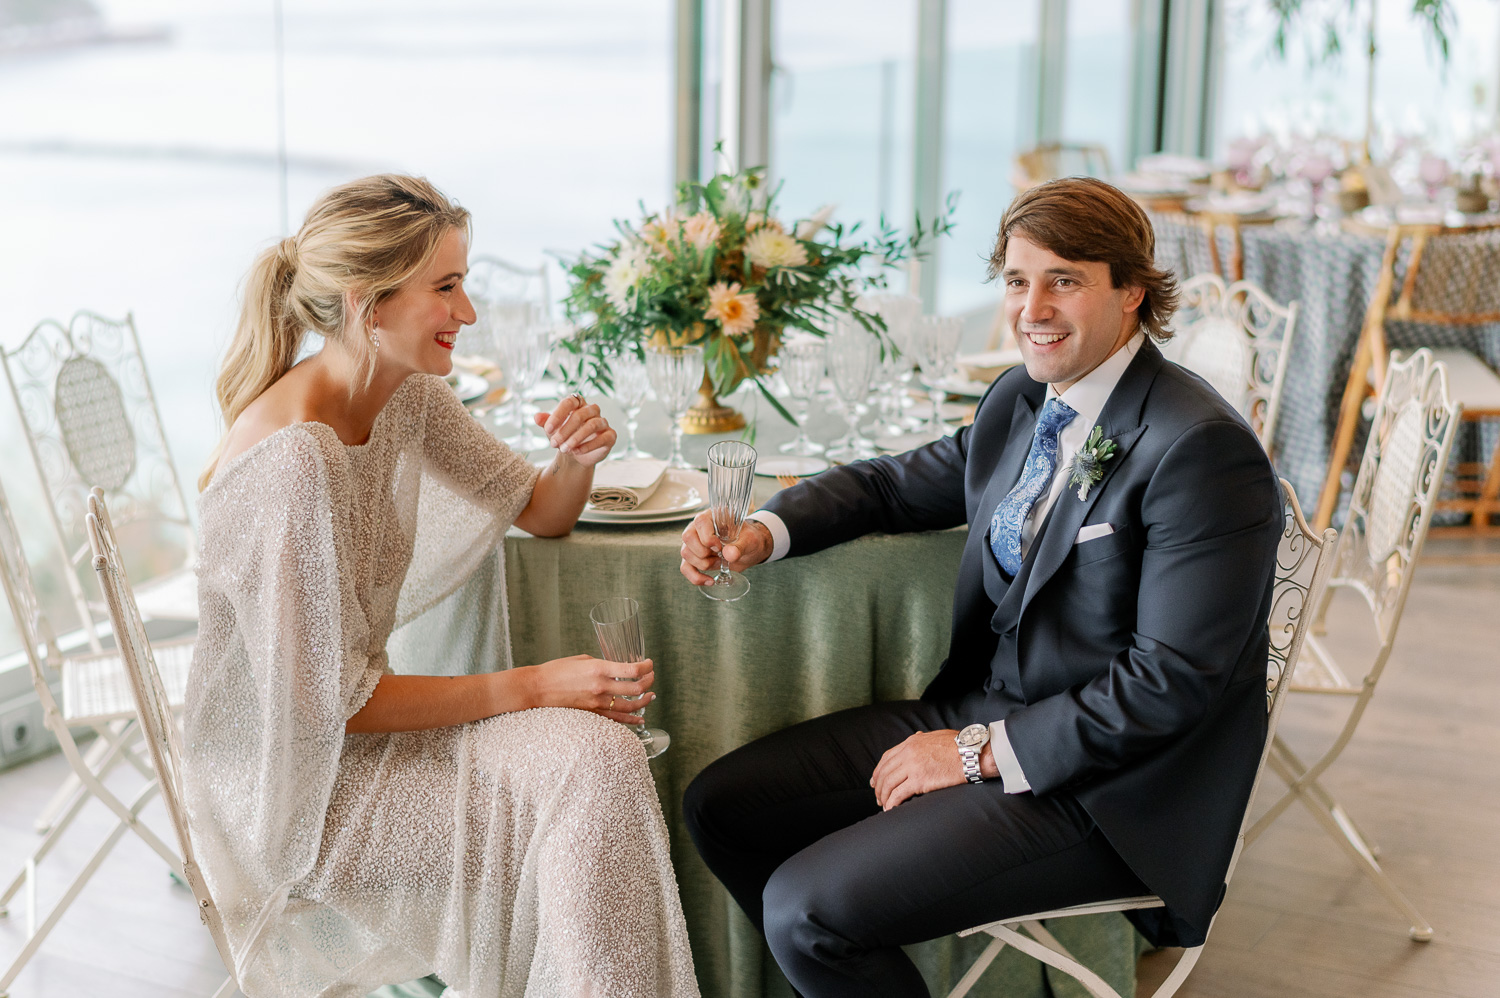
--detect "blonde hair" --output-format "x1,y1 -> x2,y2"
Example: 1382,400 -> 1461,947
201,174 -> 471,489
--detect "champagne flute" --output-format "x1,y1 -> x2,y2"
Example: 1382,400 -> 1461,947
645,343 -> 704,469
494,303 -> 551,450
702,440 -> 757,602
776,339 -> 826,455
590,596 -> 668,758
608,352 -> 653,460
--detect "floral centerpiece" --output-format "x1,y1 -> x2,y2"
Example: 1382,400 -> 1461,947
559,160 -> 953,431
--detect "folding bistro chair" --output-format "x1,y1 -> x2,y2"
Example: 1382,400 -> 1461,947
1166,273 -> 1299,457
1314,223 -> 1500,532
2,310 -> 198,836
0,479 -> 191,998
946,480 -> 1337,998
85,490 -> 238,998
1246,348 -> 1462,941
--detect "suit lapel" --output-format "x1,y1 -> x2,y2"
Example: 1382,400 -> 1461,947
1018,341 -> 1165,616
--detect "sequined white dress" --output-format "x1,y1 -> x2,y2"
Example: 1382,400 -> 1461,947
183,375 -> 699,998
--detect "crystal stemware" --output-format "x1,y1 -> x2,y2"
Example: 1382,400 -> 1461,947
825,318 -> 881,462
608,352 -> 653,460
913,315 -> 964,442
859,294 -> 922,436
703,441 -> 757,602
590,596 -> 668,758
493,303 -> 552,451
776,339 -> 826,455
645,343 -> 704,469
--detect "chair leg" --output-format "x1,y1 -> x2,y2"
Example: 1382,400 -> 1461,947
1142,945 -> 1205,998
946,936 -> 1007,998
210,976 -> 239,998
987,923 -> 1125,998
31,719 -> 140,836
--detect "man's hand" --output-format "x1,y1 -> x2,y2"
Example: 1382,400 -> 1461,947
680,513 -> 773,585
871,730 -> 1000,810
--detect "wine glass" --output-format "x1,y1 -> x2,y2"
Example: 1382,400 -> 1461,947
590,596 -> 668,758
825,317 -> 881,462
776,338 -> 826,455
703,441 -> 757,602
493,303 -> 551,451
913,315 -> 964,442
859,294 -> 922,436
607,352 -> 653,460
645,343 -> 704,469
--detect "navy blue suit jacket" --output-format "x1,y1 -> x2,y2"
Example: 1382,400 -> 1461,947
761,339 -> 1283,944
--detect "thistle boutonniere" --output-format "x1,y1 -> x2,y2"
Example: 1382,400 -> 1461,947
1068,426 -> 1119,501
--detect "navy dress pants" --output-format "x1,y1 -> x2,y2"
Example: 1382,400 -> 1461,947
683,695 -> 1148,998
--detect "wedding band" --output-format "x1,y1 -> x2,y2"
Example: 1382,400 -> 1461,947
608,695 -> 617,711
570,391 -> 585,405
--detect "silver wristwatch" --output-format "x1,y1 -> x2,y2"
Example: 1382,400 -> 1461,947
955,723 -> 990,784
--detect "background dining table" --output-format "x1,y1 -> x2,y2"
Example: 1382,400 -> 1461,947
382,397 -> 1150,998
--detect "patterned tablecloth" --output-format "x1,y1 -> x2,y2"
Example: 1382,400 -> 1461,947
1152,216 -> 1500,522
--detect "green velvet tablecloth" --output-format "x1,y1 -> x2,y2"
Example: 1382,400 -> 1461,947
387,479 -> 1147,997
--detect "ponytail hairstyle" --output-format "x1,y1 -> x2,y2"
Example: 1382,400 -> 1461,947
201,174 -> 471,489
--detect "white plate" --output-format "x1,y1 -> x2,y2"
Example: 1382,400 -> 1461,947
923,375 -> 992,399
579,468 -> 708,523
447,371 -> 489,404
756,456 -> 830,477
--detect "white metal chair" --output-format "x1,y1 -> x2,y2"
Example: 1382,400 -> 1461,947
1164,273 -> 1299,457
2,310 -> 198,837
947,479 -> 1338,998
1245,348 -> 1462,942
84,490 -> 238,998
0,480 -> 191,998
1,310 -> 198,638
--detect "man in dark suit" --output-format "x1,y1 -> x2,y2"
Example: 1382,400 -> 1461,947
678,177 -> 1284,997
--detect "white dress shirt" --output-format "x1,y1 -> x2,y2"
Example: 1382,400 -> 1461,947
748,331 -> 1146,794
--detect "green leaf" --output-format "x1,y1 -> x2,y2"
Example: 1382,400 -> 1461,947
754,377 -> 797,425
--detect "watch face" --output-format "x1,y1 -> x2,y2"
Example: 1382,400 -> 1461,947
956,723 -> 987,748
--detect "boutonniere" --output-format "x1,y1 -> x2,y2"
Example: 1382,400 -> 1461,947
1068,426 -> 1119,501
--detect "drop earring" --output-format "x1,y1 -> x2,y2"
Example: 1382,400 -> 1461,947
369,326 -> 381,351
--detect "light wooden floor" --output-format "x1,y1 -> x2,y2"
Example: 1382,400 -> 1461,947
1,550 -> 1497,998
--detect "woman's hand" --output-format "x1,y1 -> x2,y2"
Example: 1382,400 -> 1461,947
535,394 -> 615,466
526,654 -> 655,726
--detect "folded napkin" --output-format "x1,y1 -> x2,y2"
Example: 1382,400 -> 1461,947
588,459 -> 670,512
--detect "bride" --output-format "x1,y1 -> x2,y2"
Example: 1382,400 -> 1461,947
187,174 -> 698,997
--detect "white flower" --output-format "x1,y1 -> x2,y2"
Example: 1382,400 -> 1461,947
603,244 -> 649,313
795,204 -> 836,240
745,227 -> 809,270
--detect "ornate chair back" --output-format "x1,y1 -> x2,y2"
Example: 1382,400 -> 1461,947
0,474 -> 65,710
85,489 -> 237,989
1315,348 -> 1462,674
1167,273 -> 1299,454
1,311 -> 194,650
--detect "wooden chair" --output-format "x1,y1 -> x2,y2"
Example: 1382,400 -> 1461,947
1012,142 -> 1112,190
1314,224 -> 1500,533
1165,273 -> 1299,456
1189,211 -> 1277,282
2,311 -> 198,838
1247,348 -> 1461,942
84,490 -> 239,998
0,480 -> 190,998
947,480 -> 1337,998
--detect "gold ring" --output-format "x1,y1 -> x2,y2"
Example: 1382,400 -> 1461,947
608,695 -> 617,711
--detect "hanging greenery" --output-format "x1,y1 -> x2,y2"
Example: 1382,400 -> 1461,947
1264,0 -> 1454,66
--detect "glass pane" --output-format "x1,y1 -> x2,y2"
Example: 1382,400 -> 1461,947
1215,0 -> 1500,162
1060,0 -> 1131,175
939,0 -> 1041,316
770,1 -> 916,250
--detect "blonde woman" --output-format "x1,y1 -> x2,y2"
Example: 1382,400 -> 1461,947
186,175 -> 698,997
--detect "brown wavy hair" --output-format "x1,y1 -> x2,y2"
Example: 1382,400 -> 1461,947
986,177 -> 1179,342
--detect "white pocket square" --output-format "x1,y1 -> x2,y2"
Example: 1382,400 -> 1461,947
1074,523 -> 1115,545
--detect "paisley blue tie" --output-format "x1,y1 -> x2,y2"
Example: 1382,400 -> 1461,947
990,398 -> 1077,576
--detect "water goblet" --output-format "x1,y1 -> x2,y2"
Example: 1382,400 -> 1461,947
913,315 -> 964,442
825,318 -> 881,462
607,353 -> 653,460
776,339 -> 826,455
493,304 -> 552,451
859,294 -> 922,435
645,343 -> 704,469
590,596 -> 668,758
702,441 -> 757,602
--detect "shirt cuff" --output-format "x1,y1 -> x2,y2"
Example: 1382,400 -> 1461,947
745,510 -> 790,562
988,718 -> 1032,794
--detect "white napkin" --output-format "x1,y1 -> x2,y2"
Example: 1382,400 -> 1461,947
588,459 -> 669,511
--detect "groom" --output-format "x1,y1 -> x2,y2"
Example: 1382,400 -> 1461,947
678,177 -> 1284,996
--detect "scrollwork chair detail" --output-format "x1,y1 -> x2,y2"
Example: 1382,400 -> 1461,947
1246,348 -> 1462,942
946,480 -> 1336,998
1163,273 -> 1299,458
